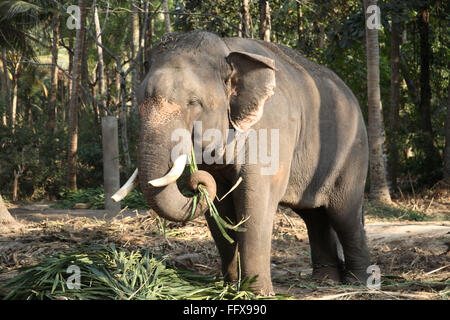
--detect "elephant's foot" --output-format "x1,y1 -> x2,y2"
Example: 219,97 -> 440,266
342,268 -> 370,286
243,274 -> 274,296
250,282 -> 275,297
311,264 -> 342,284
221,265 -> 274,296
224,276 -> 274,296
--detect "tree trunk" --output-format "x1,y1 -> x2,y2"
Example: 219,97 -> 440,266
131,1 -> 140,115
0,194 -> 17,227
417,6 -> 441,179
120,76 -> 132,175
67,38 -> 74,104
297,2 -> 303,50
162,0 -> 171,33
444,68 -> 450,183
316,22 -> 326,49
144,12 -> 154,74
1,49 -> 10,126
67,0 -> 87,190
11,72 -> 18,132
12,169 -> 21,201
62,78 -> 67,123
388,19 -> 401,192
115,71 -> 120,105
0,54 -> 8,126
80,27 -> 89,108
364,0 -> 392,204
241,0 -> 250,38
259,0 -> 271,42
93,4 -> 106,115
48,10 -> 60,134
10,57 -> 21,133
91,84 -> 100,135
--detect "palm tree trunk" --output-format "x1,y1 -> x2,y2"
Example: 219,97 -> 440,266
67,38 -> 73,104
444,69 -> 450,183
417,6 -> 441,178
115,71 -> 120,105
0,54 -> 8,126
11,71 -> 18,132
388,19 -> 401,192
93,4 -> 106,115
364,0 -> 392,204
120,75 -> 132,175
1,49 -> 10,126
162,0 -> 171,33
48,10 -> 60,134
297,2 -> 303,50
241,0 -> 250,38
10,57 -> 21,133
131,1 -> 140,115
13,169 -> 21,201
144,12 -> 153,74
259,0 -> 271,42
67,0 -> 87,190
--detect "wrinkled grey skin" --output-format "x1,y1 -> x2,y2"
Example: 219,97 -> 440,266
137,31 -> 371,295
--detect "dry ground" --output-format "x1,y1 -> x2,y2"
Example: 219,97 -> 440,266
0,189 -> 449,300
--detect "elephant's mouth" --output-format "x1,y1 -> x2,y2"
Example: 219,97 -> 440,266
111,153 -> 217,223
111,154 -> 190,202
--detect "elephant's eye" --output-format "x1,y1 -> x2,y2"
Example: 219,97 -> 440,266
187,98 -> 201,108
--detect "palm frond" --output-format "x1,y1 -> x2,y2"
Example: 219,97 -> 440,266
0,0 -> 41,23
0,0 -> 43,55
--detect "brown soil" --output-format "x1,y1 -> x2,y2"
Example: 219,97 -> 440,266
0,195 -> 449,300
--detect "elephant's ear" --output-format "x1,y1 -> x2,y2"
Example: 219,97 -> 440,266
225,51 -> 276,132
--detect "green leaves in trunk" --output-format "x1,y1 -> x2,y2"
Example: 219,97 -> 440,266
188,147 -> 249,244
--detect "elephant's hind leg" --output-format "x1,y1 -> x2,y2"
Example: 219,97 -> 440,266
327,199 -> 371,285
295,207 -> 345,283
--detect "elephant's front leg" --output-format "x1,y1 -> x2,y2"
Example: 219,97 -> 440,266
233,179 -> 276,296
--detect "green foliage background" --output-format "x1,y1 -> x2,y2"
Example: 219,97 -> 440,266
0,0 -> 449,201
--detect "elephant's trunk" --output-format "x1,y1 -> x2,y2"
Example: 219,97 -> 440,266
138,114 -> 216,222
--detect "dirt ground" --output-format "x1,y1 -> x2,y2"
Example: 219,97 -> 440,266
0,194 -> 449,300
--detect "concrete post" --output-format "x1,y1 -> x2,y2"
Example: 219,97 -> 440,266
102,116 -> 121,216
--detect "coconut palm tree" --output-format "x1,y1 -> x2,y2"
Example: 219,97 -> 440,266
67,0 -> 87,190
0,0 -> 43,130
364,0 -> 392,204
0,0 -> 41,55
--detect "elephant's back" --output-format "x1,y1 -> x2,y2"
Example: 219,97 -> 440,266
263,41 -> 362,112
234,39 -> 368,209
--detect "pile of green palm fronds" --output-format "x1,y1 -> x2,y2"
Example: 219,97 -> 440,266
1,244 -> 290,300
189,148 -> 248,244
55,187 -> 149,209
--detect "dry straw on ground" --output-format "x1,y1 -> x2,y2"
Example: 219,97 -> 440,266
0,183 -> 448,300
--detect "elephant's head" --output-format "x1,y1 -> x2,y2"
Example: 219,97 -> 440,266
132,31 -> 276,222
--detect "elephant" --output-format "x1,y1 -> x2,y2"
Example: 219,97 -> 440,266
113,30 -> 371,295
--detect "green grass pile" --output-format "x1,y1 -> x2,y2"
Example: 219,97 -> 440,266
54,187 -> 149,210
1,244 -> 290,300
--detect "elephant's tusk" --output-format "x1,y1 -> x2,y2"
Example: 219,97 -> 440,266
111,168 -> 139,202
148,154 -> 187,187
